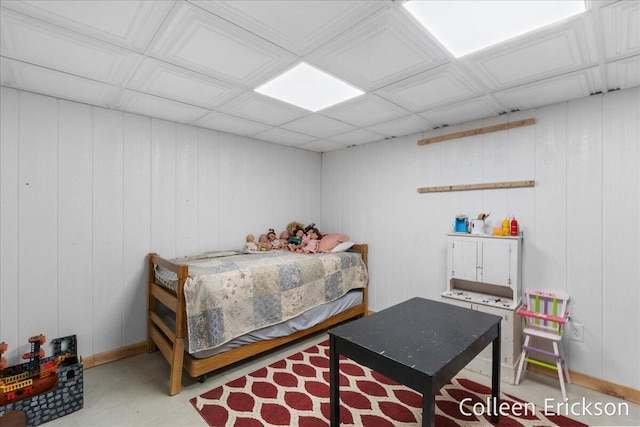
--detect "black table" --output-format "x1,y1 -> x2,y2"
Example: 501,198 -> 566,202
328,297 -> 501,427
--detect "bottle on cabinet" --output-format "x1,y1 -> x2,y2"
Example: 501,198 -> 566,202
510,217 -> 519,236
502,217 -> 509,236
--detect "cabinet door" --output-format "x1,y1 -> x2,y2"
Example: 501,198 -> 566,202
479,240 -> 515,286
471,303 -> 518,365
449,238 -> 479,281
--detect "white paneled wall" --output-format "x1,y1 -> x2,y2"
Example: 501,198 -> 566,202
566,95 -> 603,380
321,88 -> 640,390
1,85 -> 638,390
59,100 -> 94,354
601,88 -> 640,389
1,88 -> 20,361
0,87 -> 321,364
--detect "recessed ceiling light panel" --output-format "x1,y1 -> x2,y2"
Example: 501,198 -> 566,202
255,62 -> 364,112
404,1 -> 586,58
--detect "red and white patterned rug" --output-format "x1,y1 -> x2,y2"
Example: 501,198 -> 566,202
191,340 -> 586,426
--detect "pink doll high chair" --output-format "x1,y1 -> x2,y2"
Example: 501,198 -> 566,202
515,288 -> 571,401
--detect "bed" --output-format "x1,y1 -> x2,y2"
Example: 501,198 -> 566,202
147,244 -> 368,395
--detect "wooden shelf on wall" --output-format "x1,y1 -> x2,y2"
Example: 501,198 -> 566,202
418,118 -> 535,145
418,180 -> 535,194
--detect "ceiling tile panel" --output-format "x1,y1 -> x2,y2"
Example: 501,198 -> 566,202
375,64 -> 481,112
321,94 -> 409,127
606,55 -> 640,90
126,58 -> 243,109
462,15 -> 598,89
147,2 -> 297,88
281,114 -> 357,138
1,58 -> 121,107
306,7 -> 448,90
367,115 -> 433,138
328,128 -> 385,146
192,0 -> 385,56
217,92 -> 309,126
193,112 -> 272,136
601,1 -> 640,60
117,89 -> 209,124
1,0 -> 174,51
297,139 -> 347,153
253,127 -> 316,146
493,67 -> 602,111
0,8 -> 140,84
419,95 -> 503,127
1,1 -> 638,153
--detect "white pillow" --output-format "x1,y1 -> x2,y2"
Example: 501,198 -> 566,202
331,241 -> 355,253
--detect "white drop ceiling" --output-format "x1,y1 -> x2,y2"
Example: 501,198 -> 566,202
1,1 -> 639,152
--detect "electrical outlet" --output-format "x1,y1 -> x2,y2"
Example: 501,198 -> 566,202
570,322 -> 584,342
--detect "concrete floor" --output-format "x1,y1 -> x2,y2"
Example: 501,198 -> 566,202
43,333 -> 639,426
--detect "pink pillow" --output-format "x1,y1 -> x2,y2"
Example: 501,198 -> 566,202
318,233 -> 350,253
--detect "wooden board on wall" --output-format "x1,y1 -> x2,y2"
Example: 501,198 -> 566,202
418,180 -> 535,193
418,118 -> 536,145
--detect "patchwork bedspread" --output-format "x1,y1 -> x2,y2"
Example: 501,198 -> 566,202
155,250 -> 368,354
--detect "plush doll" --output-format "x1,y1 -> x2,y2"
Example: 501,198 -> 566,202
287,229 -> 305,251
286,221 -> 305,236
297,227 -> 322,254
243,234 -> 258,252
257,234 -> 271,251
267,228 -> 280,249
278,231 -> 290,249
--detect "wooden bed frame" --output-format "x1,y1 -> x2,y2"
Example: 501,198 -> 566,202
147,244 -> 368,396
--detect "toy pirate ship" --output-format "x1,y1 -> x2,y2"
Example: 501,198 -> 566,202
0,334 -> 71,405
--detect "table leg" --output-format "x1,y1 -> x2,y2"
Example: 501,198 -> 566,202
422,393 -> 435,427
491,323 -> 501,424
329,335 -> 339,426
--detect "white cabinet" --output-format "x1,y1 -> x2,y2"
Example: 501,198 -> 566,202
445,233 -> 522,308
448,238 -> 478,282
441,297 -> 522,384
442,233 -> 524,384
480,239 -> 518,287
